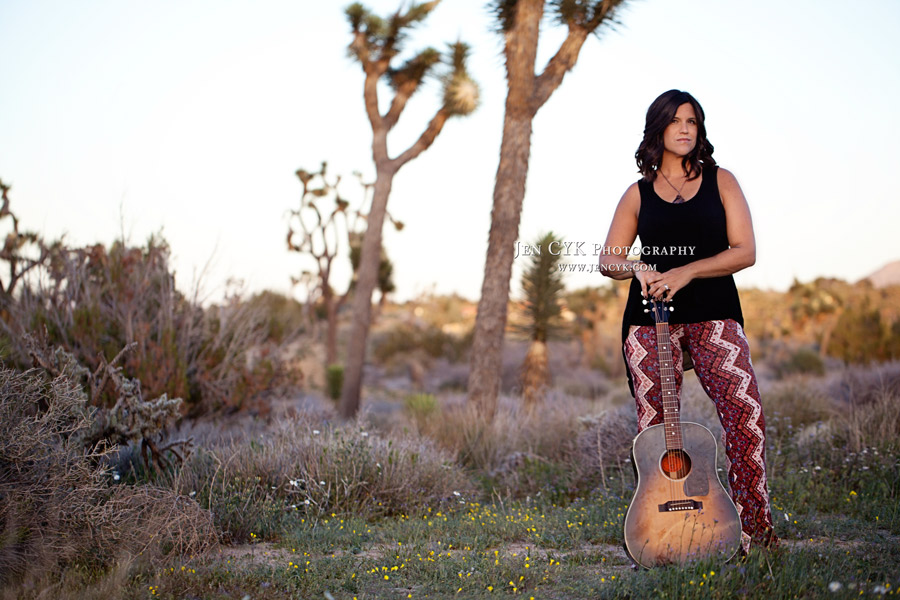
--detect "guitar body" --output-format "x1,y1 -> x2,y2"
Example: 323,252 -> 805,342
624,421 -> 742,568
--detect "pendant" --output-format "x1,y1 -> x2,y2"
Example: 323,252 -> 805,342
673,194 -> 685,204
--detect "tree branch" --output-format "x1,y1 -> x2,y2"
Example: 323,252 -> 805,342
531,25 -> 589,114
588,0 -> 619,31
90,341 -> 138,405
363,65 -> 385,132
391,107 -> 450,169
383,81 -> 418,130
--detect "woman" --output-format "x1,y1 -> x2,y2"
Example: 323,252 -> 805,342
599,89 -> 777,552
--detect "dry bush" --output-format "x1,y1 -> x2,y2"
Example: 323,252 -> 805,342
94,485 -> 216,561
23,334 -> 192,470
372,321 -> 472,365
572,404 -> 638,489
1,237 -> 300,414
0,366 -> 216,586
244,289 -> 309,343
167,415 -> 474,541
773,346 -> 826,378
0,367 -> 102,582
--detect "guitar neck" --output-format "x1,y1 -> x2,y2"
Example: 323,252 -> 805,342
654,321 -> 683,451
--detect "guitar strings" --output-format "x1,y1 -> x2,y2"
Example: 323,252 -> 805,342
655,316 -> 675,502
655,303 -> 686,503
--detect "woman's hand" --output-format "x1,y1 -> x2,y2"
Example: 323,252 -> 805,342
634,265 -> 654,299
642,265 -> 694,301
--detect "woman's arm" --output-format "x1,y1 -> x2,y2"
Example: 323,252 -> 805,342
644,168 -> 756,300
599,183 -> 655,296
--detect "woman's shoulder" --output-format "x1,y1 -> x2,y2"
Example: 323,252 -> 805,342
622,181 -> 642,205
712,165 -> 738,185
611,181 -> 642,218
630,175 -> 652,196
712,166 -> 751,210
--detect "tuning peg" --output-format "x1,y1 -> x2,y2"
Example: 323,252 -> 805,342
669,306 -> 675,312
643,309 -> 649,313
642,299 -> 648,305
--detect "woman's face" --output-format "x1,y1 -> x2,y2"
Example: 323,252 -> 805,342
663,102 -> 698,158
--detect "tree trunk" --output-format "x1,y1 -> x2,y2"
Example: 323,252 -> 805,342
339,171 -> 394,418
467,0 -> 542,420
521,339 -> 549,411
468,115 -> 535,418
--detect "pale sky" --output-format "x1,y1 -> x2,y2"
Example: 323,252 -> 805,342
2,0 -> 899,303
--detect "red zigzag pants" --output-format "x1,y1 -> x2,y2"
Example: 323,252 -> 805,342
624,318 -> 777,551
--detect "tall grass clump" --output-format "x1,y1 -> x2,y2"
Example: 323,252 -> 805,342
426,393 -> 634,500
167,416 -> 475,542
829,361 -> 900,452
762,376 -> 834,429
404,392 -> 439,433
0,366 -> 217,586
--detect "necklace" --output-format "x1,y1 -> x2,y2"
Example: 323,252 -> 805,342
659,171 -> 688,204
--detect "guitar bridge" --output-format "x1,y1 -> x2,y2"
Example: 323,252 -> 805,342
658,499 -> 703,512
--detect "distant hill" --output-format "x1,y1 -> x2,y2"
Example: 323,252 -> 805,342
862,260 -> 900,288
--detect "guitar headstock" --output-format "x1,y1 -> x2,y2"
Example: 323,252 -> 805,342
643,297 -> 674,324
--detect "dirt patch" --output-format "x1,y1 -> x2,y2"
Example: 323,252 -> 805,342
505,541 -> 629,562
212,541 -> 399,569
214,542 -> 297,568
212,540 -> 636,571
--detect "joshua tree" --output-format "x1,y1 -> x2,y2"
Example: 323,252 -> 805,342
288,164 -> 401,366
288,162 -> 352,365
340,1 -> 479,418
468,0 -> 628,420
519,231 -> 564,409
0,179 -> 49,303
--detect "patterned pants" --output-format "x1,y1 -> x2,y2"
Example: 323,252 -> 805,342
624,319 -> 777,552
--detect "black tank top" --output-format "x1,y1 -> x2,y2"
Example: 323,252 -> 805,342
621,166 -> 744,390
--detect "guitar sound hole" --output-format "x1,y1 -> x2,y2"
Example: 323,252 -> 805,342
660,450 -> 692,479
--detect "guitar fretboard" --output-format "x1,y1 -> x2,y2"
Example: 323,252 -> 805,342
654,321 -> 683,451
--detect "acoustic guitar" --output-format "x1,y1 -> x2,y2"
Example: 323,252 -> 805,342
623,298 -> 742,568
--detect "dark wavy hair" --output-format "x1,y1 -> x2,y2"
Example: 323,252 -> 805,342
635,90 -> 715,182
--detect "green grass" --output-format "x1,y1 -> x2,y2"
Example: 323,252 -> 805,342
42,452 -> 897,600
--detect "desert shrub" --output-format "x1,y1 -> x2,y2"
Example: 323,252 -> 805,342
167,416 -> 474,541
24,335 -> 191,470
372,322 -> 471,365
326,363 -> 344,401
0,366 -> 216,585
828,305 -> 888,363
775,346 -> 825,377
573,404 -> 639,487
244,289 -> 308,342
1,237 -> 300,414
